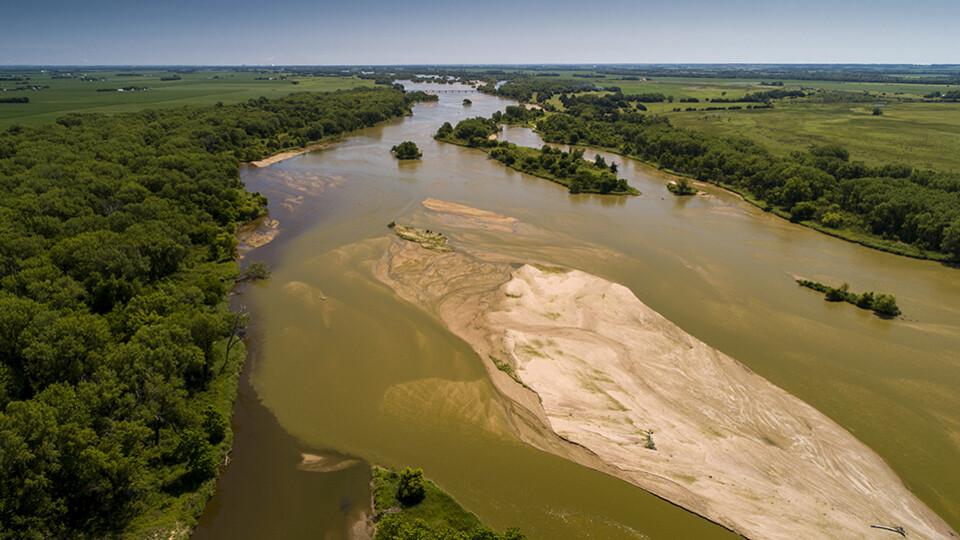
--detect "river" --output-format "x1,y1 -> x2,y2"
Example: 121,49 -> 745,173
194,83 -> 960,539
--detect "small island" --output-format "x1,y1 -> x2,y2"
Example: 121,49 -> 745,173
435,117 -> 637,195
462,98 -> 472,106
796,279 -> 901,318
667,178 -> 698,196
391,140 -> 423,160
389,222 -> 453,252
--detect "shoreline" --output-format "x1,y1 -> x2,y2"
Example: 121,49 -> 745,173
248,139 -> 340,168
531,133 -> 953,263
374,199 -> 956,540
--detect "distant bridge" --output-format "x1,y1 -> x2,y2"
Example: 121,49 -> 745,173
422,89 -> 479,94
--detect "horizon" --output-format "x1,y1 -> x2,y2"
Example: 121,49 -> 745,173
3,0 -> 958,65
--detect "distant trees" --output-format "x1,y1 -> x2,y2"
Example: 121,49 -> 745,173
391,141 -> 423,160
872,106 -> 884,116
0,96 -> 29,104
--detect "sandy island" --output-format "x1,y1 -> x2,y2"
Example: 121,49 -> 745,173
374,200 -> 956,540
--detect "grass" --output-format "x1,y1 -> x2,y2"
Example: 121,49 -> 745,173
668,101 -> 960,171
371,466 -> 482,532
0,69 -> 373,127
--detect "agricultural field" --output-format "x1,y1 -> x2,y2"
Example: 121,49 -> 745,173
0,69 -> 373,127
668,101 -> 960,171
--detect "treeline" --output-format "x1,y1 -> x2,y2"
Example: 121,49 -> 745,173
534,103 -> 960,260
0,87 -> 411,538
925,90 -> 960,102
486,78 -> 597,102
796,279 -> 901,317
491,105 -> 544,125
0,97 -> 29,104
435,117 -> 635,195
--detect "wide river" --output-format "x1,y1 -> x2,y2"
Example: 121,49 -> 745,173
195,83 -> 960,539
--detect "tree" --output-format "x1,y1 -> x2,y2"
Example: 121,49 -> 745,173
872,106 -> 884,116
943,219 -> 960,260
391,141 -> 423,160
462,98 -> 472,106
397,467 -> 426,505
871,294 -> 901,317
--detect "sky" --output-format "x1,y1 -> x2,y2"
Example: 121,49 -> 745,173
2,0 -> 957,65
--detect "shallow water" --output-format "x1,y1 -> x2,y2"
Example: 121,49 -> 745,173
196,83 -> 960,538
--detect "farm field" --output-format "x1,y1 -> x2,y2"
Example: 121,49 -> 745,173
668,100 -> 960,171
0,69 -> 372,127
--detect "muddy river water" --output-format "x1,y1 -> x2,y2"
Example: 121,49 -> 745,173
194,83 -> 960,539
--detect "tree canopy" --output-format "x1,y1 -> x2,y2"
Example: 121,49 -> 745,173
0,86 -> 411,537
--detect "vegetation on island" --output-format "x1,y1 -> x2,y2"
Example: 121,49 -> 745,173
492,105 -> 544,126
435,117 -> 636,195
372,466 -> 524,540
796,279 -> 902,317
0,86 -> 413,538
390,223 -> 453,252
526,89 -> 960,261
667,178 -> 698,196
462,98 -> 472,106
391,140 -> 423,160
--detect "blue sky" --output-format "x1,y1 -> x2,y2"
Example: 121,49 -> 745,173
2,0 -> 957,65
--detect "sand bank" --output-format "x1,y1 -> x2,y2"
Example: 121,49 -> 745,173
248,141 -> 334,168
373,200 -> 955,540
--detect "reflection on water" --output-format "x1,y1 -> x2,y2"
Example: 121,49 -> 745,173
197,82 -> 960,539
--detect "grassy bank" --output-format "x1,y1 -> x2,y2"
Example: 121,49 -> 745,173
371,466 -> 523,540
669,101 -> 960,172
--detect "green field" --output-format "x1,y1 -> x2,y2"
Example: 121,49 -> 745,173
0,70 -> 372,127
668,101 -> 960,171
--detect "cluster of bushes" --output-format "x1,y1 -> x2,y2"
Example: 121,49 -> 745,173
534,107 -> 960,260
392,140 -> 422,160
437,117 -> 635,195
435,117 -> 498,147
488,143 -> 634,194
491,105 -> 543,125
0,87 -> 411,537
372,466 -> 524,540
0,96 -> 29,104
796,280 -> 901,317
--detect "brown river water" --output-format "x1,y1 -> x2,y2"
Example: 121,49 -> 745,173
194,83 -> 960,539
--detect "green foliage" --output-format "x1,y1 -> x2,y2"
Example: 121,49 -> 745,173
491,105 -> 542,125
240,261 -> 271,281
668,178 -> 697,196
0,86 -> 411,538
397,467 -> 427,505
797,279 -> 902,317
392,140 -> 423,160
371,466 -> 523,540
436,117 -> 498,147
439,117 -> 635,195
536,101 -> 960,260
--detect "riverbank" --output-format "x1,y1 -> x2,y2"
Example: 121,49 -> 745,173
375,199 -> 956,540
524,127 -> 954,263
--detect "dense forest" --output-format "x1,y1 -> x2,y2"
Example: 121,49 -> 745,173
436,117 -> 635,195
531,92 -> 960,260
0,86 -> 413,537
